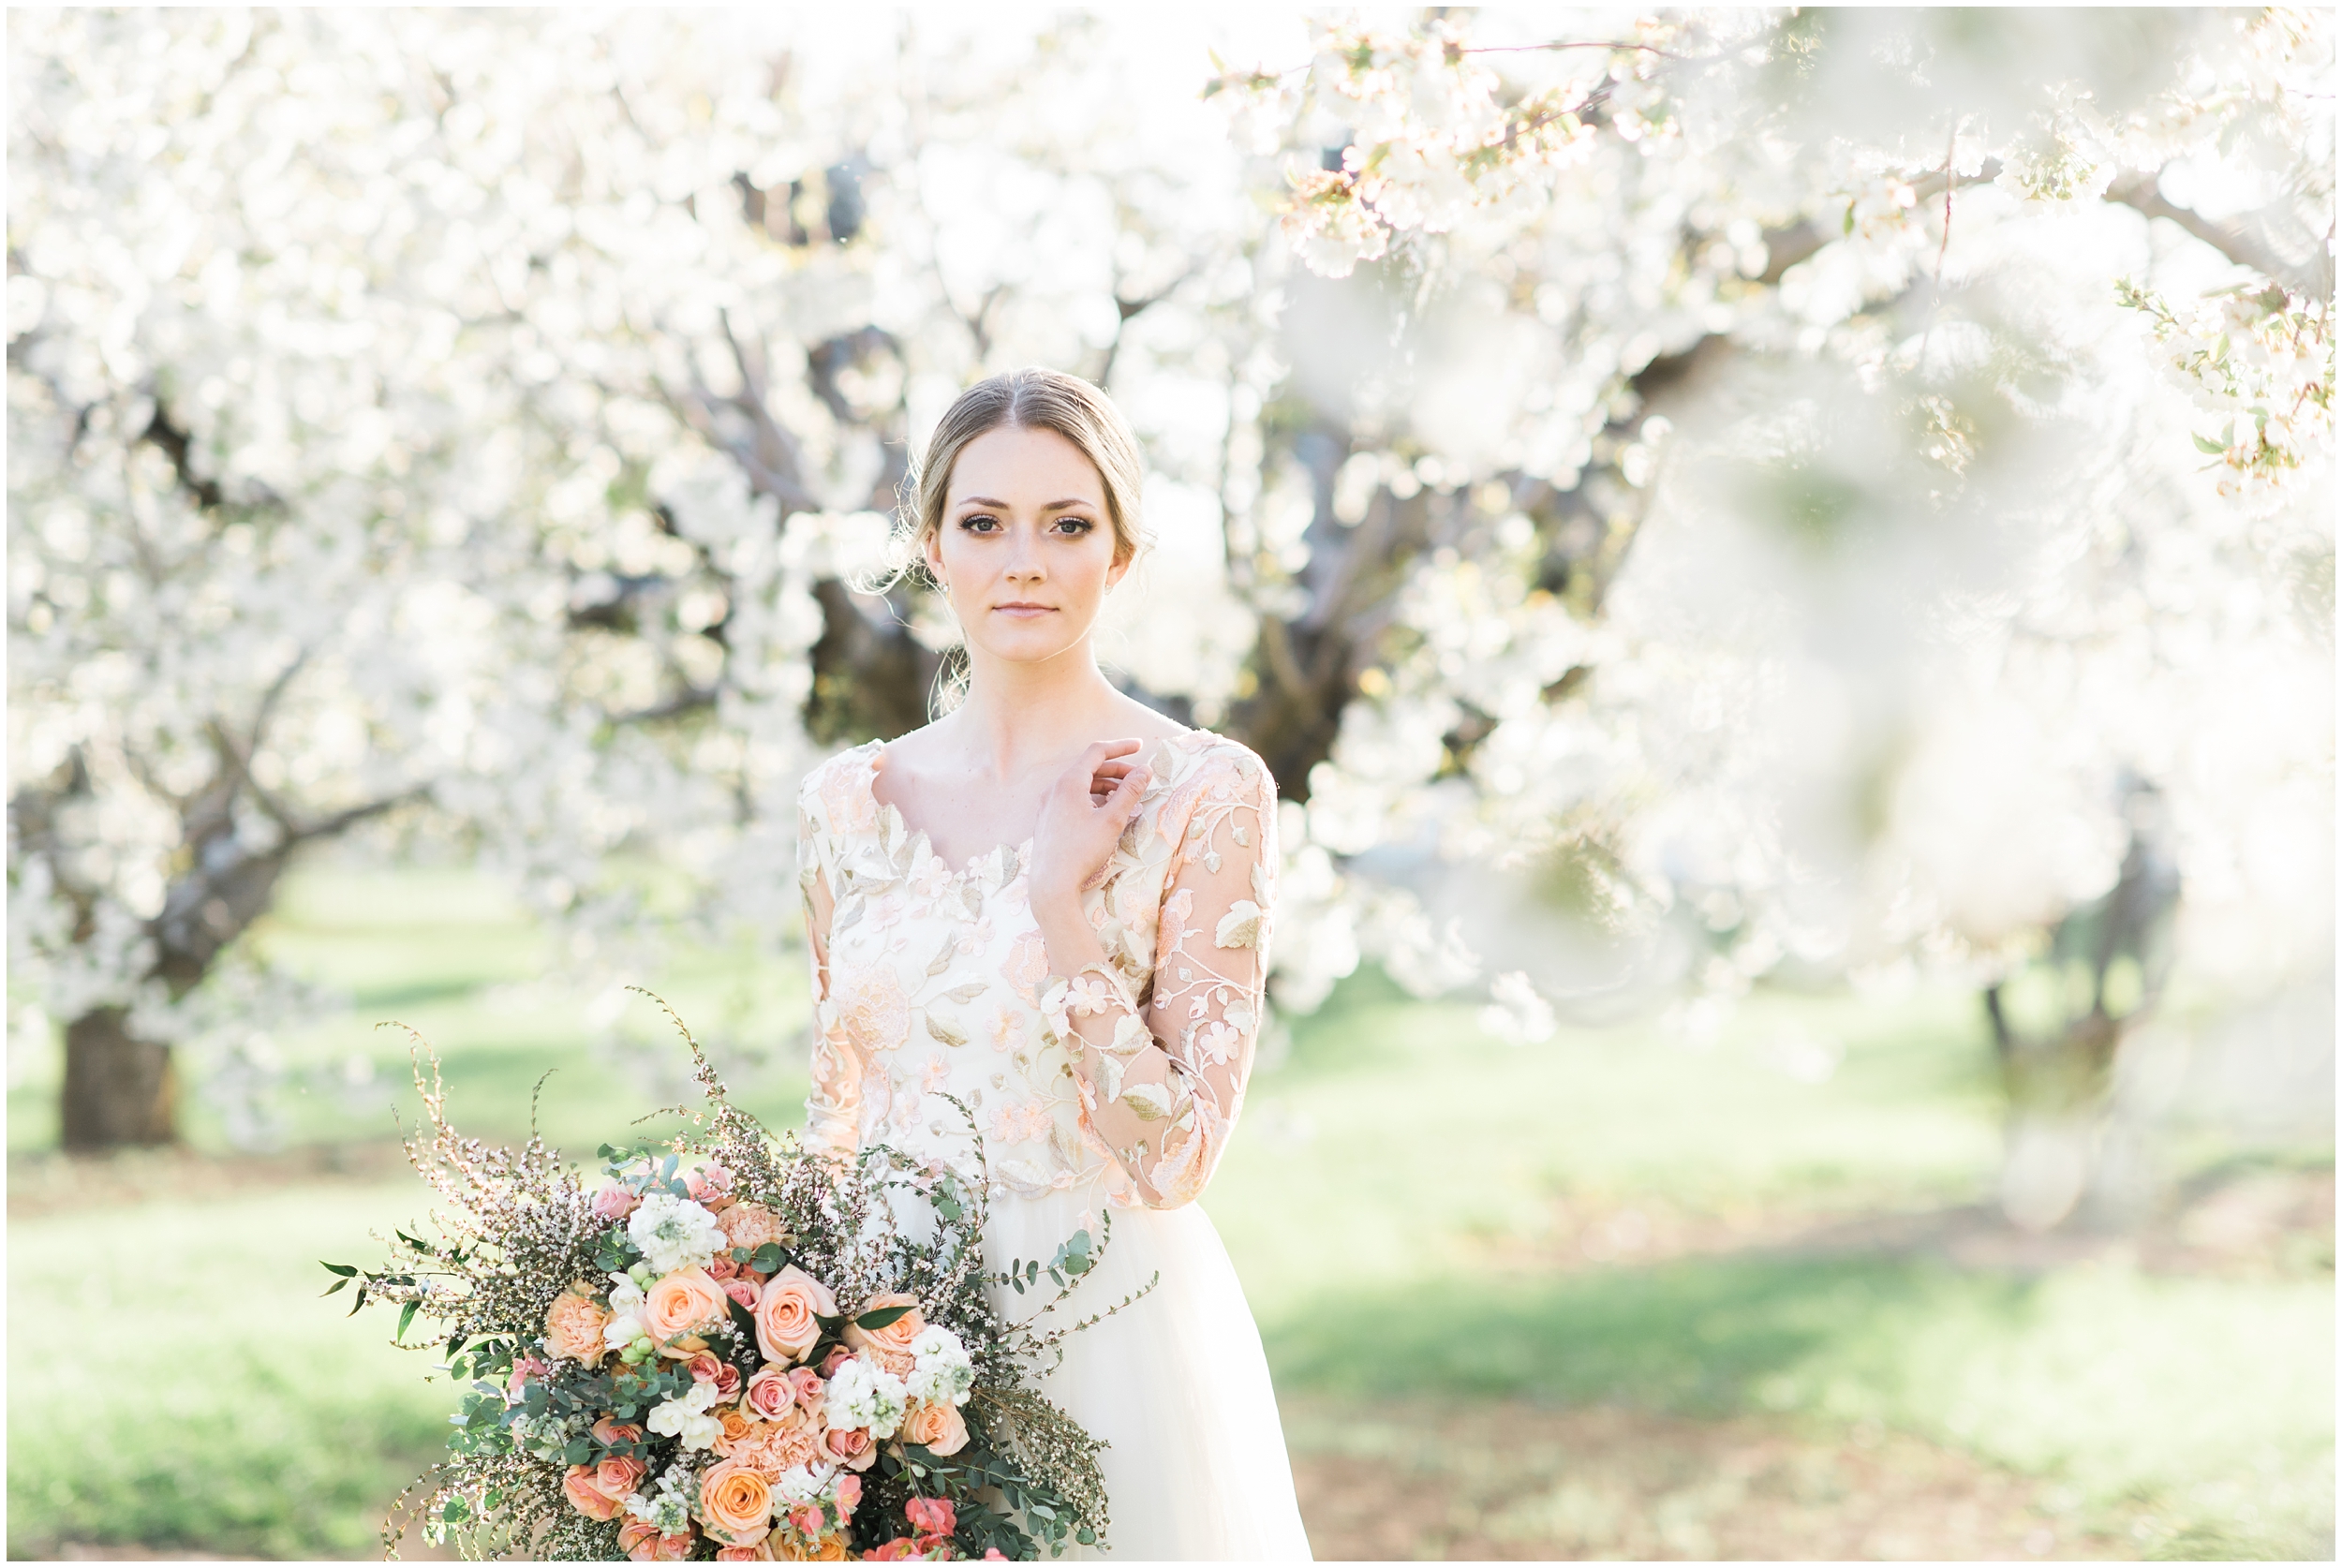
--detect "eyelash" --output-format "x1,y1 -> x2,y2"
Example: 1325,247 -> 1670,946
958,515 -> 1094,536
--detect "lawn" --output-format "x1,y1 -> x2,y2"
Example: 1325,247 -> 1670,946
7,862 -> 2333,1560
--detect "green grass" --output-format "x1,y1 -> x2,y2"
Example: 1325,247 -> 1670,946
8,1184 -> 452,1560
7,863 -> 2332,1559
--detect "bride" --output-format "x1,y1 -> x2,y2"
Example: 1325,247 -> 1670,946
793,367 -> 1313,1560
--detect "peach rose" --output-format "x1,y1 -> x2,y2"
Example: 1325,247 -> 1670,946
714,1546 -> 773,1563
593,1416 -> 645,1450
841,1293 -> 924,1367
897,1398 -> 969,1457
562,1463 -> 627,1522
544,1283 -> 614,1366
754,1265 -> 837,1365
698,1457 -> 774,1548
709,1252 -> 739,1280
641,1267 -> 729,1348
771,1533 -> 852,1562
593,1183 -> 642,1221
718,1200 -> 791,1255
742,1366 -> 801,1425
618,1520 -> 695,1561
711,1406 -> 757,1455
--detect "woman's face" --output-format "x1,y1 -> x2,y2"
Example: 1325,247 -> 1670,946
927,423 -> 1126,669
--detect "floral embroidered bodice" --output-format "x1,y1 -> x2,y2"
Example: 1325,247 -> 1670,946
797,731 -> 1278,1210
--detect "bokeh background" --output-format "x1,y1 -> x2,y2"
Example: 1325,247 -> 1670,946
7,8 -> 2334,1561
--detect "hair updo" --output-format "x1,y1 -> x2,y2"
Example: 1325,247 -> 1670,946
894,367 -> 1149,585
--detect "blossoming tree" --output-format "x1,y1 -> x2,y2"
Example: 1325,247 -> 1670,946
10,5 -> 2332,1234
1206,7 -> 2333,1225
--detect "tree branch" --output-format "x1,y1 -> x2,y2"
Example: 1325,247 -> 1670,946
2104,170 -> 2334,300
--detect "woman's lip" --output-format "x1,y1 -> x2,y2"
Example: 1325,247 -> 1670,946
994,603 -> 1055,614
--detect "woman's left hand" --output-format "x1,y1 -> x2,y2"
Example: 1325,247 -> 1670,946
1027,739 -> 1150,909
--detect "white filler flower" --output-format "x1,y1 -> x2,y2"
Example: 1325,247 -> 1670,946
626,1192 -> 727,1275
823,1354 -> 908,1439
907,1325 -> 975,1407
646,1378 -> 724,1450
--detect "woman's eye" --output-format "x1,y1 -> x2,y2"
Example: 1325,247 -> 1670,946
959,514 -> 1000,533
1051,516 -> 1094,535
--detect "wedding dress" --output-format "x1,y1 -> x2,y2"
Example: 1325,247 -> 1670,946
796,731 -> 1313,1561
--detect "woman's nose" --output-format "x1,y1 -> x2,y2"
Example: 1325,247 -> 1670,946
1004,525 -> 1045,580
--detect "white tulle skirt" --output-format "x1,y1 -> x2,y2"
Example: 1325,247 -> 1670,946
981,1182 -> 1313,1561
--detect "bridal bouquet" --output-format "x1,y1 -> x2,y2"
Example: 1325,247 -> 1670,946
330,1001 -> 1143,1561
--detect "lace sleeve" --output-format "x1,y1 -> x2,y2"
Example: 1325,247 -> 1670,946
799,785 -> 859,1159
1042,747 -> 1277,1208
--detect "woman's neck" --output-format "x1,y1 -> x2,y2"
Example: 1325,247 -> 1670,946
948,645 -> 1125,782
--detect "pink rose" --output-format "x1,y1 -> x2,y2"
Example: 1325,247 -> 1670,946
753,1265 -> 837,1365
595,1453 -> 648,1503
817,1344 -> 854,1378
562,1463 -> 626,1522
708,1252 -> 739,1280
507,1353 -> 550,1403
832,1474 -> 862,1519
723,1278 -> 763,1311
593,1183 -> 642,1221
822,1424 -> 876,1471
618,1520 -> 694,1561
689,1163 -> 736,1212
787,1366 -> 825,1411
544,1283 -> 614,1366
593,1416 -> 645,1450
641,1267 -> 729,1348
742,1366 -> 799,1424
713,1547 -> 769,1563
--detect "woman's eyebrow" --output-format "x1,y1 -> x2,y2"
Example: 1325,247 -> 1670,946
953,496 -> 1097,510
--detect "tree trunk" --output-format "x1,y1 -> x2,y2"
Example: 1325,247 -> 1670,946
61,1006 -> 178,1149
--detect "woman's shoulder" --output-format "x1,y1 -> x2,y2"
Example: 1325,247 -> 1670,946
1147,729 -> 1279,837
1164,728 -> 1277,795
797,740 -> 884,835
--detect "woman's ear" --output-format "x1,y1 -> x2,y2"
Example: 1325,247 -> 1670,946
923,526 -> 946,587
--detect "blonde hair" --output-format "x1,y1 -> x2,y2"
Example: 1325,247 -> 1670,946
895,367 -> 1149,588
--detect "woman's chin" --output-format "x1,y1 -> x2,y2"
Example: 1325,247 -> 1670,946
966,627 -> 1091,666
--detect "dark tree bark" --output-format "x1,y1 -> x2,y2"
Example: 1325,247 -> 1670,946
61,1007 -> 176,1148
1982,785 -> 2182,1228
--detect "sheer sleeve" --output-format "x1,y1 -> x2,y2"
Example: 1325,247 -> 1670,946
798,781 -> 860,1160
1040,747 -> 1278,1209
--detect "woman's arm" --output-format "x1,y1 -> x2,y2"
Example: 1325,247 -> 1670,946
1030,747 -> 1276,1207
